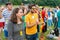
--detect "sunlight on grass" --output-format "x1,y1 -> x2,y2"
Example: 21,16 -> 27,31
1,32 -> 5,40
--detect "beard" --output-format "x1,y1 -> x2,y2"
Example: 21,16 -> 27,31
31,10 -> 35,13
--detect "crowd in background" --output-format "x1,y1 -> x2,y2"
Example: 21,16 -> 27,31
0,2 -> 60,40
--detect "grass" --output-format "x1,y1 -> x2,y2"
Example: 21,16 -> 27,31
0,32 -> 5,40
39,24 -> 57,40
0,24 -> 57,40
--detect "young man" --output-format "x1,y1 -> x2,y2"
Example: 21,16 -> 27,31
25,6 -> 39,40
2,2 -> 13,40
54,6 -> 59,27
41,7 -> 46,21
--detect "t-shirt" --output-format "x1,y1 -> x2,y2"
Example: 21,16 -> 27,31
48,11 -> 50,17
22,16 -> 26,28
41,10 -> 46,20
48,12 -> 52,20
57,10 -> 60,27
25,12 -> 38,35
39,17 -> 44,33
2,8 -> 12,30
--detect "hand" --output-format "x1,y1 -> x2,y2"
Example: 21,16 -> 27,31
41,22 -> 45,26
36,19 -> 40,25
57,18 -> 58,22
16,14 -> 22,18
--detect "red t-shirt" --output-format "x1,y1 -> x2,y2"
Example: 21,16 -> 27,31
41,10 -> 46,21
0,22 -> 5,27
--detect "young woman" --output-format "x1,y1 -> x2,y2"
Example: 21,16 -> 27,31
7,8 -> 25,40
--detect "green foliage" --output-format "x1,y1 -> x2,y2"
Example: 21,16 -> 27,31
35,0 -> 60,6
10,0 -> 22,5
0,0 -> 60,6
22,0 -> 60,6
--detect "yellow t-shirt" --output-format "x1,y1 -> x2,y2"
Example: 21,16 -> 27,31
40,18 -> 44,33
25,12 -> 38,35
39,11 -> 44,33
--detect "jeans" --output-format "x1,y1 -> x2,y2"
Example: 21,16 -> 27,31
58,28 -> 60,36
26,33 -> 38,40
47,20 -> 52,27
54,18 -> 57,27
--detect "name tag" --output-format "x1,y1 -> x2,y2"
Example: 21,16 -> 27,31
20,31 -> 23,36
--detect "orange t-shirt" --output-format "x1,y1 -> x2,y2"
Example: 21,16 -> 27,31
25,12 -> 38,35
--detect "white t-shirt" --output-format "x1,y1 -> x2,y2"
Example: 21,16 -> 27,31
0,17 -> 5,22
48,12 -> 52,20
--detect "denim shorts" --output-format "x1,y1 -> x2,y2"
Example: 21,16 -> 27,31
48,20 -> 52,27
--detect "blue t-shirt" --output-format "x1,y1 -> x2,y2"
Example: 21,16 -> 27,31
48,11 -> 50,17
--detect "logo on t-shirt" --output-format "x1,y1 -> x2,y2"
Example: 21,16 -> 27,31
32,16 -> 34,19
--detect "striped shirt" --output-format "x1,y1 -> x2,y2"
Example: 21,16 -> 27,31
2,8 -> 12,30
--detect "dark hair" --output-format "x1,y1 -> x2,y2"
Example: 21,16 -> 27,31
42,7 -> 44,10
10,8 -> 20,23
28,4 -> 36,9
5,2 -> 12,6
59,5 -> 60,8
21,3 -> 24,5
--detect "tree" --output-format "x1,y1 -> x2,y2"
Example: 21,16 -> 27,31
10,0 -> 22,5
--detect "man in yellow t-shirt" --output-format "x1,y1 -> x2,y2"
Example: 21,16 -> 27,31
25,6 -> 39,40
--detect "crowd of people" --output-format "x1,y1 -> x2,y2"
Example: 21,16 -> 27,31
0,2 -> 60,40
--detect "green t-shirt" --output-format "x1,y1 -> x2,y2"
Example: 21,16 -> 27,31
22,16 -> 26,28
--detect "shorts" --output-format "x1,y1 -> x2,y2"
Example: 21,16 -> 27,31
4,30 -> 8,38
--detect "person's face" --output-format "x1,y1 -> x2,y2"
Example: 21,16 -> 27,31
16,9 -> 23,18
31,9 -> 35,13
1,6 -> 5,12
7,4 -> 12,10
44,8 -> 46,11
31,6 -> 37,13
50,9 -> 52,12
21,3 -> 24,6
56,6 -> 59,9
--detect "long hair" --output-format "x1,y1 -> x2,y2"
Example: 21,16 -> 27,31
10,8 -> 20,23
